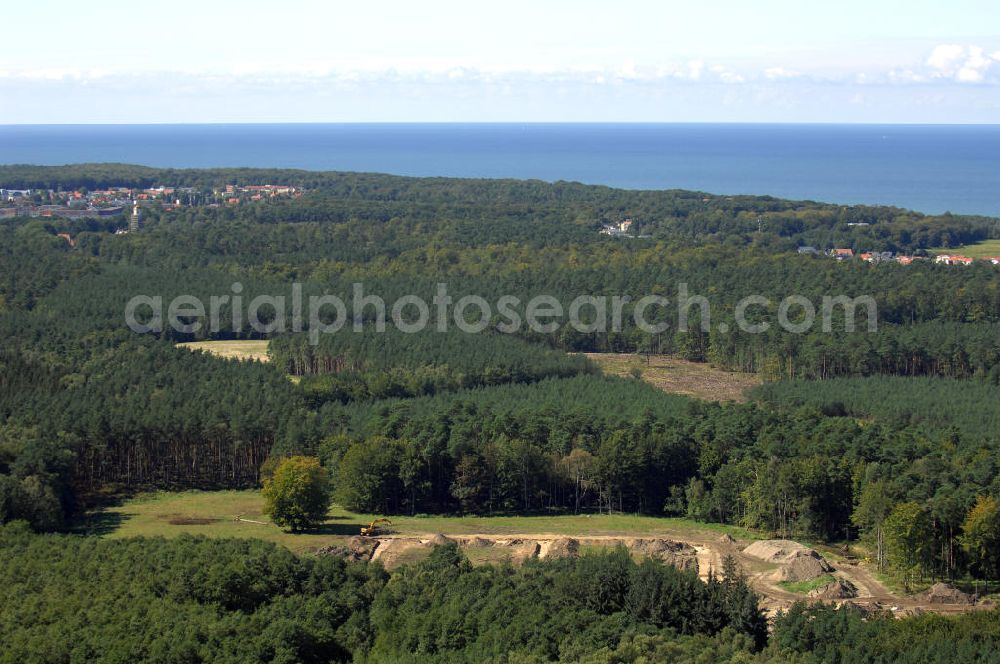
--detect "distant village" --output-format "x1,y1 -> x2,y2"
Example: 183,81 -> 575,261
599,219 -> 651,238
0,183 -> 304,223
598,219 -> 998,266
799,246 -> 1000,266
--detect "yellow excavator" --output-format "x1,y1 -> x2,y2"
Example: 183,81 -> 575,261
360,518 -> 392,537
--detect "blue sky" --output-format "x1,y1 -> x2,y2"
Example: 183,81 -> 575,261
2,0 -> 1000,123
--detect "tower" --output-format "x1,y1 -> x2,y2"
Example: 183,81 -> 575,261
129,200 -> 141,232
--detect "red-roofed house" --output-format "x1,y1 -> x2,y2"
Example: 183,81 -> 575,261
935,255 -> 974,265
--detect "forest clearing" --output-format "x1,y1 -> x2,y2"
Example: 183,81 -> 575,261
583,353 -> 762,402
929,238 -> 1000,259
178,341 -> 761,403
85,490 -> 988,617
176,339 -> 270,362
90,490 -> 752,552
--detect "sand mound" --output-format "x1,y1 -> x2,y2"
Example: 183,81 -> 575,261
770,551 -> 834,583
315,544 -> 350,558
511,541 -> 540,564
371,538 -> 430,567
842,600 -> 883,616
316,536 -> 379,562
427,534 -> 454,547
347,536 -> 380,558
743,539 -> 811,563
466,537 -> 494,548
808,578 -> 858,599
918,583 -> 973,605
630,539 -> 699,572
539,538 -> 579,559
718,534 -> 737,545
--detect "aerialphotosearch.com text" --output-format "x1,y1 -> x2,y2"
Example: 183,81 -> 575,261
125,282 -> 878,344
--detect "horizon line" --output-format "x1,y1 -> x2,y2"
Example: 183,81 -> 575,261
3,121 -> 1000,127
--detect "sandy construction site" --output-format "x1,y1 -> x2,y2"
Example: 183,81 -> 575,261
318,531 -> 989,617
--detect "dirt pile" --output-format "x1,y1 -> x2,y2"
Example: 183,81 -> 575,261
510,540 -> 541,564
427,534 -> 454,547
371,538 -> 425,567
630,539 -> 699,572
744,539 -> 834,583
842,600 -> 884,615
918,583 -> 973,605
743,539 -> 811,563
466,537 -> 494,548
539,538 -> 579,559
808,578 -> 858,599
316,536 -> 379,562
770,550 -> 834,583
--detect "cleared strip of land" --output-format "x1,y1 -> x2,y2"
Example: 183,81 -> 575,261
90,490 -> 751,553
176,344 -> 760,403
176,340 -> 270,362
584,353 -> 761,402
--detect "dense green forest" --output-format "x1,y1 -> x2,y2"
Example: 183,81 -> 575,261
0,525 -> 765,662
2,162 -> 995,250
310,375 -> 1000,583
754,376 -> 1000,440
3,167 -> 1000,546
4,165 -> 1000,658
270,328 -> 594,404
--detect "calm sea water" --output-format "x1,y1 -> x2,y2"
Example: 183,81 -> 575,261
2,123 -> 999,216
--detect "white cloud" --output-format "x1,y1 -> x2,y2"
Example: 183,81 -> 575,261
764,67 -> 800,80
616,59 -> 639,80
887,68 -> 925,84
926,44 -> 999,83
956,67 -> 984,83
6,43 -> 1000,102
926,44 -> 966,71
710,65 -> 745,84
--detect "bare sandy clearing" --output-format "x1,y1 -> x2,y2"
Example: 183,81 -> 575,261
583,353 -> 760,402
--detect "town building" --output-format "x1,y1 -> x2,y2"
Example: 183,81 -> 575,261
129,201 -> 141,232
935,254 -> 974,265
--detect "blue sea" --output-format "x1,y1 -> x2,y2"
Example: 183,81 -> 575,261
2,123 -> 1000,216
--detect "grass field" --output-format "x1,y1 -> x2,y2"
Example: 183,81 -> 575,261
930,239 -> 1000,259
176,340 -> 270,362
83,490 -> 758,556
585,353 -> 761,402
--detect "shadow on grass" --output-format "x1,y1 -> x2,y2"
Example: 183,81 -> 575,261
300,521 -> 368,536
72,509 -> 127,536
